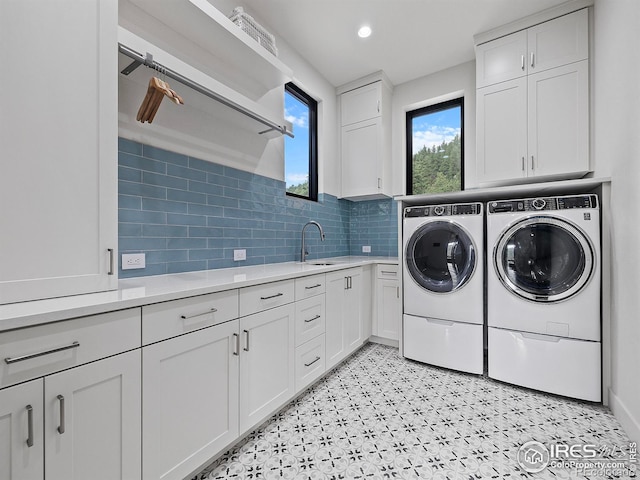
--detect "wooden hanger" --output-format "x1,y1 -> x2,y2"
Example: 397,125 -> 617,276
137,77 -> 184,124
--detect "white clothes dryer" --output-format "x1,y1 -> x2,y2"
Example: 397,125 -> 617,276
486,194 -> 601,401
403,202 -> 484,374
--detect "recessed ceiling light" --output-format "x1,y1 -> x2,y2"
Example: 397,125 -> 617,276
358,25 -> 372,38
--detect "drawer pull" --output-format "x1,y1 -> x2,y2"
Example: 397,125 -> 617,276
304,356 -> 321,367
4,341 -> 80,365
26,405 -> 34,447
233,333 -> 240,356
243,329 -> 250,352
180,308 -> 218,320
380,270 -> 396,275
304,315 -> 321,323
260,292 -> 283,300
57,395 -> 65,434
305,284 -> 322,290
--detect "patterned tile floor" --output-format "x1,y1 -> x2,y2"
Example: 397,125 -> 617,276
192,343 -> 636,480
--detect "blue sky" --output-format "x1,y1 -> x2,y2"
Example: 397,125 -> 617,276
412,105 -> 461,152
284,92 -> 309,187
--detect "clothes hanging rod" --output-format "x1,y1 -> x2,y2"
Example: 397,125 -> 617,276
118,43 -> 293,138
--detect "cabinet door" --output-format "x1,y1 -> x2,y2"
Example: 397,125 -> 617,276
341,118 -> 383,198
0,380 -> 43,480
325,271 -> 347,370
528,8 -> 588,74
239,304 -> 295,433
0,0 -> 118,304
44,350 -> 141,480
341,82 -> 381,126
475,30 -> 527,87
345,269 -> 363,353
476,78 -> 528,185
528,61 -> 589,179
142,320 -> 239,480
377,279 -> 400,341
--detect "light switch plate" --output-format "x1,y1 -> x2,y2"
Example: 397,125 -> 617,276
122,253 -> 145,270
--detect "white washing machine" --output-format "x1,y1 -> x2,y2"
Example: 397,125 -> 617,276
486,194 -> 601,401
403,202 -> 484,374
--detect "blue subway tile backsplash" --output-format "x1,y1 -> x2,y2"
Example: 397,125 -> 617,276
118,138 -> 398,278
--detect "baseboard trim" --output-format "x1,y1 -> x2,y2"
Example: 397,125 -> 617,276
609,388 -> 640,442
369,335 -> 399,348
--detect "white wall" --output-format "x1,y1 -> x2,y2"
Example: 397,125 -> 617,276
594,0 -> 640,442
390,61 -> 476,196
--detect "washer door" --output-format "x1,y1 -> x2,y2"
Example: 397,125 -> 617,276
494,216 -> 595,302
405,220 -> 477,293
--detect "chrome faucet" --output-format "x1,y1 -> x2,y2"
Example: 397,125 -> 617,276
301,221 -> 325,262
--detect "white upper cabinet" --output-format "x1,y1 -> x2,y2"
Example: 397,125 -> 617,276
475,8 -> 590,187
476,8 -> 588,88
339,75 -> 392,200
0,0 -> 118,305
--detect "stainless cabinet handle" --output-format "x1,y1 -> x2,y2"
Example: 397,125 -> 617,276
348,276 -> 353,289
4,341 -> 80,365
26,405 -> 34,447
304,356 -> 321,367
521,157 -> 525,171
377,100 -> 380,113
380,270 -> 396,275
530,52 -> 535,68
304,315 -> 321,323
521,54 -> 525,71
180,308 -> 218,320
377,178 -> 382,189
233,333 -> 239,356
397,286 -> 400,298
531,155 -> 535,170
305,284 -> 322,290
107,248 -> 115,275
57,395 -> 65,434
243,329 -> 250,352
260,293 -> 283,300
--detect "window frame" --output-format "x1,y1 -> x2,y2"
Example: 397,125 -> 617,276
285,82 -> 318,202
405,97 -> 464,196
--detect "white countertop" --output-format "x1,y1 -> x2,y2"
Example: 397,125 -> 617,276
0,256 -> 398,332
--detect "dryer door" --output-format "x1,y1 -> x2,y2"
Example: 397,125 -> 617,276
405,221 -> 477,293
494,216 -> 595,302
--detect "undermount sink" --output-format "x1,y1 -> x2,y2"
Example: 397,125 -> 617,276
305,261 -> 337,266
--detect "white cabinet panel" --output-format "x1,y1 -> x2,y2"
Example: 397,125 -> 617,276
476,30 -> 527,88
239,280 -> 294,317
528,61 -> 589,178
340,82 -> 381,126
142,320 -> 239,480
476,78 -> 528,184
341,118 -> 383,199
376,265 -> 400,342
294,274 -> 325,301
0,380 -> 43,480
295,296 -> 326,347
44,350 -> 141,480
239,304 -> 295,432
295,335 -> 326,392
0,0 -> 117,304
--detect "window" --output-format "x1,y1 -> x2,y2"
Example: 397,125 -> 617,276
284,83 -> 318,201
406,97 -> 463,195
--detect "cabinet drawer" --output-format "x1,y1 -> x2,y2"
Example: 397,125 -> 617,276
0,308 -> 141,389
295,295 -> 326,347
142,290 -> 238,345
295,334 -> 326,392
239,279 -> 294,317
376,264 -> 399,280
295,274 -> 325,300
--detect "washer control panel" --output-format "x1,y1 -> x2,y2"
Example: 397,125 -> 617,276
405,202 -> 482,218
488,194 -> 598,214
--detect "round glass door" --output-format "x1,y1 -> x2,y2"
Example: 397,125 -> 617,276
494,216 -> 595,302
405,221 -> 476,293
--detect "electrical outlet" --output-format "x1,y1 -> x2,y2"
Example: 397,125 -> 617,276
234,249 -> 246,261
362,246 -> 372,253
122,253 -> 146,270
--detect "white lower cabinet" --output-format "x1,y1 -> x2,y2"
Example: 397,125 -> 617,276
0,350 -> 141,480
142,320 -> 239,480
374,265 -> 401,341
239,304 -> 295,433
295,334 -> 326,392
325,267 -> 363,370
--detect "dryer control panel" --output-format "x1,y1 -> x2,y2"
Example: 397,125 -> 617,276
488,194 -> 598,214
405,202 -> 482,218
